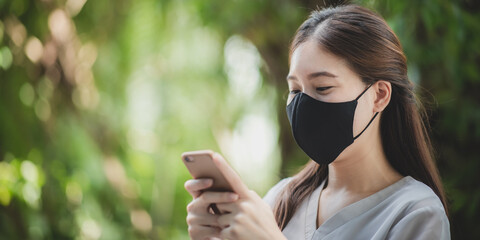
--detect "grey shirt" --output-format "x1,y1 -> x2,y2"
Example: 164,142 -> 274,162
263,176 -> 450,240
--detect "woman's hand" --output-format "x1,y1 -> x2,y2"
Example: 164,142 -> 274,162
211,153 -> 286,240
216,190 -> 285,240
184,178 -> 239,240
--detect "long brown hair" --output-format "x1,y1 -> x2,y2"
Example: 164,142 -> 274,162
273,4 -> 447,229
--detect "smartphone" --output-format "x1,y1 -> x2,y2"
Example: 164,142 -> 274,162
181,150 -> 233,192
182,150 -> 234,214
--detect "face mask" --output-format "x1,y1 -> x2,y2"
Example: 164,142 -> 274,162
286,84 -> 379,165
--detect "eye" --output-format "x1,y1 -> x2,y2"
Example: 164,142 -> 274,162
289,90 -> 301,95
316,86 -> 332,92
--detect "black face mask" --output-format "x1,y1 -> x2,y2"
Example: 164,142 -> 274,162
286,85 -> 378,165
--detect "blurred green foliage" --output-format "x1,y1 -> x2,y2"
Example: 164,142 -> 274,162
0,0 -> 479,239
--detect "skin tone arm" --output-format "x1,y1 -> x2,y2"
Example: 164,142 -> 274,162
184,153 -> 286,240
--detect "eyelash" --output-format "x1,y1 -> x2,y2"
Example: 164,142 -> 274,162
316,86 -> 332,91
289,87 -> 332,94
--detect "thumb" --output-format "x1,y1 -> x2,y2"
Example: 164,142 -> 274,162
212,152 -> 250,198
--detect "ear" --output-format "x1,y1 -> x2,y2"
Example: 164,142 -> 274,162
373,80 -> 391,112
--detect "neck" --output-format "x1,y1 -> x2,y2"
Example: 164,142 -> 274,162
325,133 -> 402,194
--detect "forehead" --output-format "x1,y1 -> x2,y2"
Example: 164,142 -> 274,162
289,40 -> 353,80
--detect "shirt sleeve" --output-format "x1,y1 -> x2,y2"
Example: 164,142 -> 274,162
262,177 -> 292,209
387,206 -> 451,240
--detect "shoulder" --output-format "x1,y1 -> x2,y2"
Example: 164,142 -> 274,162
389,176 -> 446,213
386,176 -> 450,239
387,205 -> 450,240
262,177 -> 293,209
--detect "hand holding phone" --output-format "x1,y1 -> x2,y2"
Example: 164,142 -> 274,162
183,151 -> 282,240
182,150 -> 239,214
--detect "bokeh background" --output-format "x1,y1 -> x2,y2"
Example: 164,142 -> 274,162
0,0 -> 479,239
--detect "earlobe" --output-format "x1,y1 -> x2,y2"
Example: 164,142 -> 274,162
373,81 -> 391,112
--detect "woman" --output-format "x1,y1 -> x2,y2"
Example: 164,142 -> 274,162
185,4 -> 450,240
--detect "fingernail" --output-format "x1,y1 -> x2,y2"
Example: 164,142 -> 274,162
203,179 -> 213,186
228,193 -> 238,201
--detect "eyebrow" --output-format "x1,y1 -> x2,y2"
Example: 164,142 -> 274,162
286,71 -> 337,81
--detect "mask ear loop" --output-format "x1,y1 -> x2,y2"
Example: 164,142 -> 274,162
355,83 -> 374,101
353,112 -> 379,140
353,83 -> 379,140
